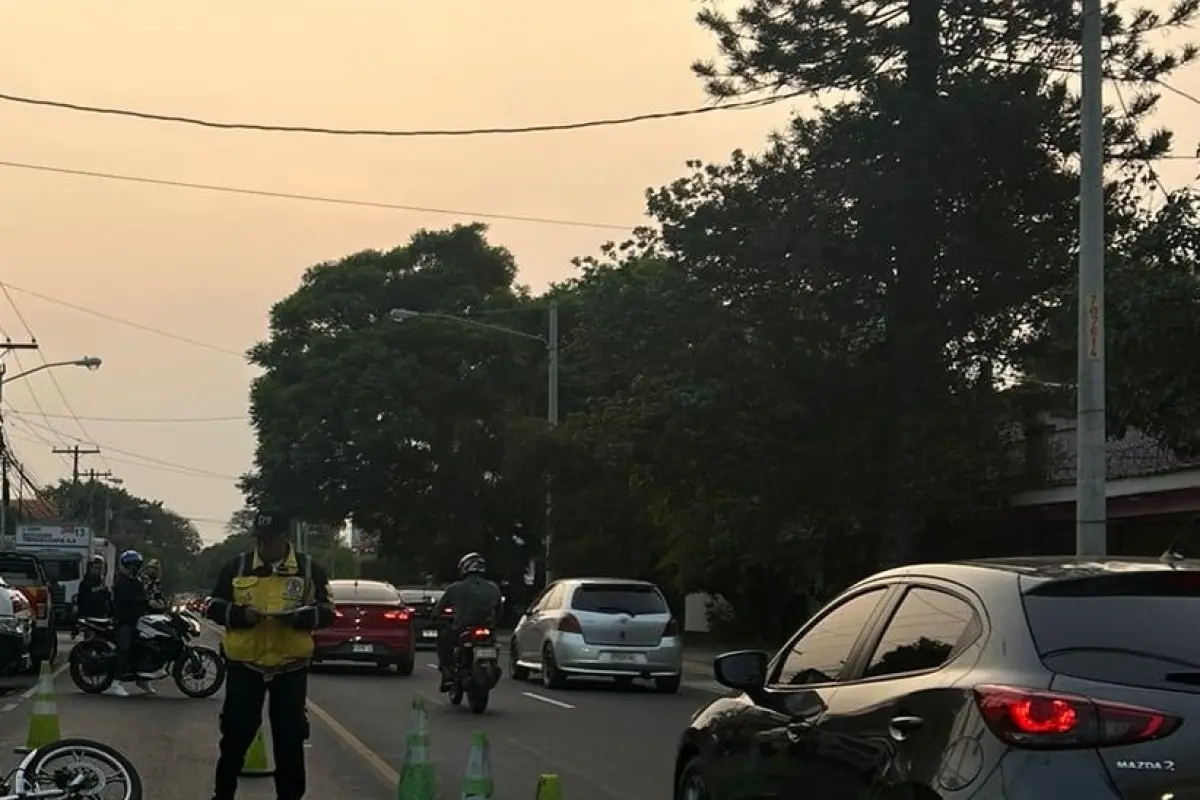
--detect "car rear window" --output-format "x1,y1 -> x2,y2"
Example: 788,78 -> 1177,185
571,583 -> 667,615
1023,572 -> 1200,691
331,582 -> 399,604
399,590 -> 443,604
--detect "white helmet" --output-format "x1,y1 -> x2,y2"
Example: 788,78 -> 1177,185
457,552 -> 486,577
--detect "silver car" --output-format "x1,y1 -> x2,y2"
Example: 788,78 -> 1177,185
509,577 -> 683,693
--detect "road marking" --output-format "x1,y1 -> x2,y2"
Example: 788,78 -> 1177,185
306,698 -> 400,787
521,691 -> 575,709
2,661 -> 71,712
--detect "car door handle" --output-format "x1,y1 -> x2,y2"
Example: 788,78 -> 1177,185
888,715 -> 924,741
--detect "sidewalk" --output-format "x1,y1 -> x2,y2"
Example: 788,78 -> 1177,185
0,668 -> 388,799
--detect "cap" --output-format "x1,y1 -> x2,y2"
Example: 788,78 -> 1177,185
252,510 -> 290,538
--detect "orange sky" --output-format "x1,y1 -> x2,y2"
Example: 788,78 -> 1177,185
0,1 -> 1194,544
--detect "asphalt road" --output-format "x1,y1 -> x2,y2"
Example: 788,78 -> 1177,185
0,626 -> 732,798
307,648 -> 730,799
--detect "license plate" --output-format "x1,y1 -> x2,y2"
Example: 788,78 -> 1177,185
473,647 -> 497,660
609,652 -> 638,663
352,644 -> 373,654
422,630 -> 438,639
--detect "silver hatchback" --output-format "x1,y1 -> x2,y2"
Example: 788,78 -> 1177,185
509,577 -> 683,693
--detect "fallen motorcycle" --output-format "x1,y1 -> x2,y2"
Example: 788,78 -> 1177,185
442,625 -> 502,714
1,737 -> 143,799
68,609 -> 225,698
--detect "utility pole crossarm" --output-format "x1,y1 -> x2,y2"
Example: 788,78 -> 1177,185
52,446 -> 102,485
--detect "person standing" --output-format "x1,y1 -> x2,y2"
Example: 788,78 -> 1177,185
107,550 -> 152,697
205,510 -> 334,800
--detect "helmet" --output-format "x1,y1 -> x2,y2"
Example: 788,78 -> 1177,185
89,554 -> 105,565
457,552 -> 486,577
119,550 -> 144,569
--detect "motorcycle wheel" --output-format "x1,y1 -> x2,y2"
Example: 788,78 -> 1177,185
468,684 -> 490,714
17,737 -> 143,800
448,681 -> 464,706
68,641 -> 114,694
172,646 -> 226,699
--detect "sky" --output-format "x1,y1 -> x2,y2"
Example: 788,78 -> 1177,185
0,2 -> 1195,545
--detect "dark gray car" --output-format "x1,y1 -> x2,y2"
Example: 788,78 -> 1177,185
676,556 -> 1200,799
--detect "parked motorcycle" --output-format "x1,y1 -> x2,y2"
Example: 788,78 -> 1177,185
443,625 -> 502,714
68,609 -> 225,698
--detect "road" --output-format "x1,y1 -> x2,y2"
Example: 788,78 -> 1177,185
0,628 -> 731,798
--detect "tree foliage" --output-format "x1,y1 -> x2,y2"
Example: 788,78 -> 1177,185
244,2 -> 1200,641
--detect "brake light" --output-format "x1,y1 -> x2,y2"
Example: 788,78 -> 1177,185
557,614 -> 582,634
663,617 -> 680,637
974,685 -> 1179,748
334,610 -> 344,619
442,606 -> 454,615
21,587 -> 48,619
471,627 -> 491,639
382,609 -> 410,622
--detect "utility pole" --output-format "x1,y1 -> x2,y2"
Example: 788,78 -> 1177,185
84,469 -> 113,483
52,446 -> 101,485
544,301 -> 559,584
1076,0 -> 1107,556
0,341 -> 41,539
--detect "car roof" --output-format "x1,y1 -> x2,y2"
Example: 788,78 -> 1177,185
560,577 -> 659,587
329,579 -> 394,588
856,555 -> 1200,589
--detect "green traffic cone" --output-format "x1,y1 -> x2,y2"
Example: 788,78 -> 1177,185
397,697 -> 435,800
461,731 -> 493,798
536,774 -> 563,799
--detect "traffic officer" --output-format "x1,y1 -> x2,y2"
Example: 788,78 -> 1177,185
205,510 -> 334,800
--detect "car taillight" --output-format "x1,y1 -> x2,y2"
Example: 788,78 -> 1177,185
334,609 -> 345,619
663,618 -> 680,637
558,614 -> 582,634
974,685 -> 1180,748
442,606 -> 454,616
382,609 -> 410,622
471,627 -> 491,639
23,588 -> 48,619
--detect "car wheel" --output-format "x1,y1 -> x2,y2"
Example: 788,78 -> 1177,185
509,640 -> 529,681
395,652 -> 415,677
541,643 -> 566,690
656,674 -> 682,694
676,756 -> 710,800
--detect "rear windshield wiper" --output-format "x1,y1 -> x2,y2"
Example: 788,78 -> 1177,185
592,605 -> 638,615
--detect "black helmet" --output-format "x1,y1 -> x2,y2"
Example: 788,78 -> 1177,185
457,552 -> 486,577
252,510 -> 290,539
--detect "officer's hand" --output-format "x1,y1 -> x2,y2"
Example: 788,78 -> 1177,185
242,606 -> 262,624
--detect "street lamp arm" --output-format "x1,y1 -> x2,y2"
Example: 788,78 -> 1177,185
1,357 -> 102,385
391,309 -> 547,346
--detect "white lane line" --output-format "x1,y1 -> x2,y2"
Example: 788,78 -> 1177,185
1,703 -> 16,713
424,663 -> 437,670
3,660 -> 71,712
521,691 -> 575,710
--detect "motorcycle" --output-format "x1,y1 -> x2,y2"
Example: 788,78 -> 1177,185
443,625 -> 502,714
68,609 -> 226,698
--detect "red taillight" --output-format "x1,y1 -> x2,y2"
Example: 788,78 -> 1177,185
663,618 -> 680,637
557,614 -> 582,634
442,606 -> 454,616
382,609 -> 410,622
334,609 -> 345,619
974,685 -> 1179,748
21,587 -> 48,619
471,627 -> 491,639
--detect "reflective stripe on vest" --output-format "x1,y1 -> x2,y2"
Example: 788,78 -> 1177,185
221,547 -> 317,669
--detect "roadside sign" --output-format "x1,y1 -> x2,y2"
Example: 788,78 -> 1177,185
15,524 -> 92,548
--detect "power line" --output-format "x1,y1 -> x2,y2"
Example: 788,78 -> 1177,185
0,161 -> 634,231
0,281 -> 248,359
0,89 -> 799,138
6,409 -> 246,423
0,284 -> 114,474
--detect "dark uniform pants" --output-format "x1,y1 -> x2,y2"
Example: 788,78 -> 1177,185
213,661 -> 310,800
437,626 -> 457,674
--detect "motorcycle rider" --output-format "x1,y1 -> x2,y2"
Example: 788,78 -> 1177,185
204,509 -> 334,800
432,552 -> 503,691
107,550 -> 155,697
75,555 -> 111,622
140,558 -> 168,612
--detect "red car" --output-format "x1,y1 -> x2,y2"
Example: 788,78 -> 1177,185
313,579 -> 415,675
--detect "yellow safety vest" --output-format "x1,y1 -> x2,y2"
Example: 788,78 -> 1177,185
222,547 -> 318,671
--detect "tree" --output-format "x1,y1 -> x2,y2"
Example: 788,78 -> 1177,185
245,224 -> 543,583
43,479 -> 204,592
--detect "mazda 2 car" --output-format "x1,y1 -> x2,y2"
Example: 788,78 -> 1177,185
676,556 -> 1200,799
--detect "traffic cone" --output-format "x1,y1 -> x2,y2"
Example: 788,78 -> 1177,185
535,775 -> 562,799
461,731 -> 493,799
26,662 -> 60,749
240,721 -> 275,777
397,697 -> 435,800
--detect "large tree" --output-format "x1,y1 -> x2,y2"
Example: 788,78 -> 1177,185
245,224 -> 543,582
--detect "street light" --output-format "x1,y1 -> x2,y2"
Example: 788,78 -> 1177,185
0,355 -> 103,538
390,304 -> 560,580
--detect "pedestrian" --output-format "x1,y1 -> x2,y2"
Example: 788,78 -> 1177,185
205,509 -> 335,800
73,555 -> 111,634
140,558 -> 168,611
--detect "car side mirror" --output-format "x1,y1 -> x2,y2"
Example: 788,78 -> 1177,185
714,650 -> 770,692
